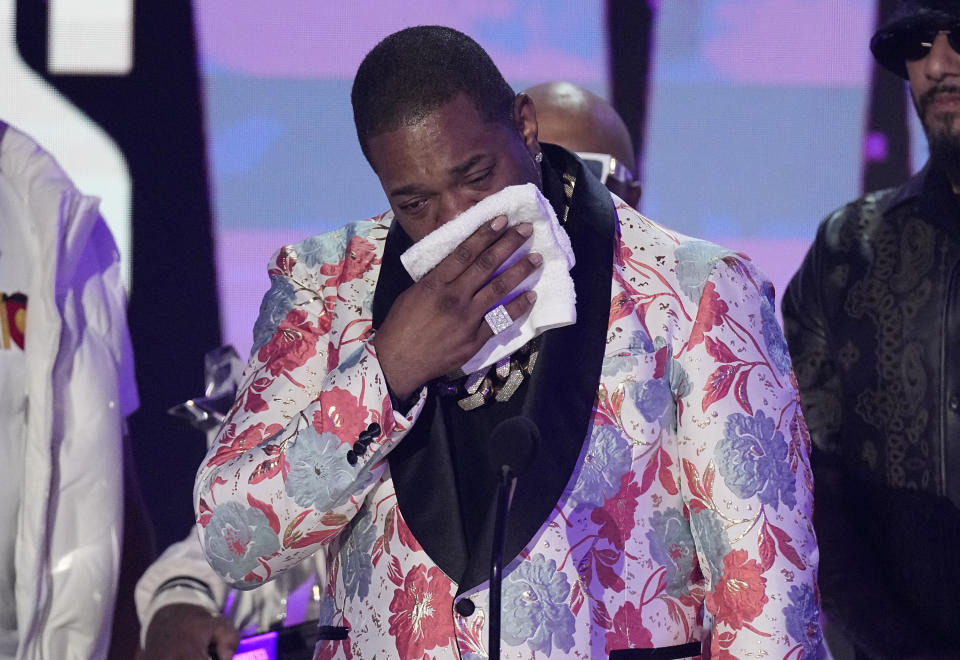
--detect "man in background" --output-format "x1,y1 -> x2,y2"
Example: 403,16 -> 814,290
525,81 -> 642,209
0,120 -> 137,659
782,1 -> 960,658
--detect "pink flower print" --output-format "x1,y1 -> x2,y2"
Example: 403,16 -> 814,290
388,564 -> 454,659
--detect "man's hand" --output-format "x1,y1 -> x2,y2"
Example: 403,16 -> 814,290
373,215 -> 541,399
141,603 -> 240,660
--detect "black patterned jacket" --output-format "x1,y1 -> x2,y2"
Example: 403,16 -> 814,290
783,164 -> 960,659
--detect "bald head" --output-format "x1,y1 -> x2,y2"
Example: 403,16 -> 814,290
526,81 -> 642,208
525,81 -> 637,178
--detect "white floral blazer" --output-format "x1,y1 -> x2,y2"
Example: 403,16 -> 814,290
195,176 -> 824,660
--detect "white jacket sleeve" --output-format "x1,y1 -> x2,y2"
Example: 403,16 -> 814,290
134,532 -> 229,647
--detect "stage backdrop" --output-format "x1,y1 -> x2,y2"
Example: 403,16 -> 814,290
2,0 -> 929,361
196,0 -> 927,360
2,0 -> 930,546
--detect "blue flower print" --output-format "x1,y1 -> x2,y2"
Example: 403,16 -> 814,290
296,231 -> 348,268
716,410 -> 797,510
285,427 -> 358,511
651,335 -> 691,403
674,239 -> 731,302
338,505 -> 376,600
602,351 -> 638,378
204,501 -> 281,583
689,509 -> 731,584
602,330 -> 653,377
297,223 -> 377,268
628,337 -> 688,435
666,356 -> 691,400
629,328 -> 654,353
336,344 -> 366,373
252,275 -> 296,354
502,554 -> 576,655
631,377 -> 672,424
646,508 -> 696,597
760,292 -> 791,376
783,584 -> 826,659
317,592 -> 336,626
569,425 -> 632,508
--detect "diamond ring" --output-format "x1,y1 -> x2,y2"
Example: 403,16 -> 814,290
484,304 -> 513,335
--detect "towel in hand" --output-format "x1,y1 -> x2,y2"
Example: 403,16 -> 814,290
400,183 -> 576,374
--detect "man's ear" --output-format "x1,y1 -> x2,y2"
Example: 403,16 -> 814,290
512,93 -> 539,156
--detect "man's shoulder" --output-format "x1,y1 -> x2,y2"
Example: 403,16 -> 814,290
268,211 -> 393,271
613,203 -> 765,308
0,122 -> 100,249
614,203 -> 738,270
823,186 -> 900,229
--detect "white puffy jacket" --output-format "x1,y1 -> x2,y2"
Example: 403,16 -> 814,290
1,121 -> 137,660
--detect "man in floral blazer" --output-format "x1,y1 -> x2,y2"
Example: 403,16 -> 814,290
195,26 -> 824,660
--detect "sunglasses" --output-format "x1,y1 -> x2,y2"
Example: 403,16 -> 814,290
895,26 -> 960,61
576,152 -> 634,186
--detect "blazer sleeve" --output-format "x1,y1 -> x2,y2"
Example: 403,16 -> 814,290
194,234 -> 426,590
677,254 -> 825,660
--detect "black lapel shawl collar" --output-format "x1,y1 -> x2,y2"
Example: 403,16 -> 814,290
372,145 -> 616,591
372,222 -> 473,577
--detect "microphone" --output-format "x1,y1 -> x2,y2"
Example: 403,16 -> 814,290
488,416 -> 539,660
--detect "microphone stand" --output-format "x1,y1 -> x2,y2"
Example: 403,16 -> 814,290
486,415 -> 538,659
489,464 -> 516,660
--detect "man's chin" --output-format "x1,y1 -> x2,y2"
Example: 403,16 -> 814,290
928,111 -> 959,131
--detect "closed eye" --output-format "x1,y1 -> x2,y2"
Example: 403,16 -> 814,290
399,197 -> 428,213
465,167 -> 494,186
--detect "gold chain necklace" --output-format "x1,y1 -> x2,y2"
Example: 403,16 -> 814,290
438,337 -> 542,410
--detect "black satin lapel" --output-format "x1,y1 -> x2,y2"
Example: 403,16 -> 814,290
456,145 -> 617,592
375,218 -> 470,578
372,218 -> 413,330
388,395 -> 470,579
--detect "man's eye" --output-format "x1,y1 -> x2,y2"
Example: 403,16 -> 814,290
400,199 -> 426,212
467,169 -> 494,185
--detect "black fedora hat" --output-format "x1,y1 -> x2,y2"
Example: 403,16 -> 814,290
870,0 -> 960,79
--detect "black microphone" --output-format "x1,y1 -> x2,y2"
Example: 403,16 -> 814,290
488,416 -> 539,660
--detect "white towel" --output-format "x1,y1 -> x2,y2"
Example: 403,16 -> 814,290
400,183 -> 577,374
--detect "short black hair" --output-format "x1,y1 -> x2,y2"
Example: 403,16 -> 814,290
351,26 -> 517,162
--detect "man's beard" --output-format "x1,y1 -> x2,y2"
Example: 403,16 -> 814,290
917,84 -> 960,181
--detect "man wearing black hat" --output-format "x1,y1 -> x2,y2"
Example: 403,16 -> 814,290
783,2 -> 960,658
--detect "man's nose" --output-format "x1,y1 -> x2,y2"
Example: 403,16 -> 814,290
921,32 -> 960,80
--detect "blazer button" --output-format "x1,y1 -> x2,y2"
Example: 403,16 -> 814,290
367,422 -> 381,436
353,441 -> 367,456
454,598 -> 476,617
346,450 -> 358,466
950,395 -> 960,412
